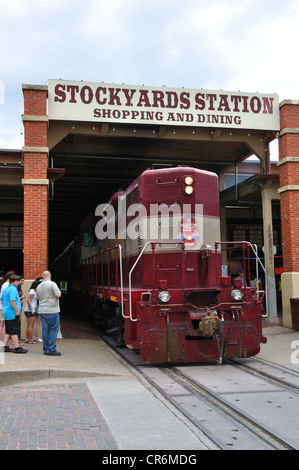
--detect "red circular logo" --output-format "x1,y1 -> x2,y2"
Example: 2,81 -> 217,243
177,217 -> 199,247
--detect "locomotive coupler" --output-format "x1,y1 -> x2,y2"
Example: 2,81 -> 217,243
198,315 -> 222,337
190,308 -> 222,337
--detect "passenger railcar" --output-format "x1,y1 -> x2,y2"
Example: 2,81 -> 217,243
70,165 -> 267,364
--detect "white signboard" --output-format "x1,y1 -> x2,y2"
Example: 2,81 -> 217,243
48,80 -> 280,131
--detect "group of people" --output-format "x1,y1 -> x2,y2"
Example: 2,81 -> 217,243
0,270 -> 62,356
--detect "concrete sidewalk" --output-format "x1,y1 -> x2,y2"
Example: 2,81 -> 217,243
258,324 -> 299,371
0,325 -> 298,450
1,324 -> 298,379
0,338 -> 207,450
0,338 -> 133,384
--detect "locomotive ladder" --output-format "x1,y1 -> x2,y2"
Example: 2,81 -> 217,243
84,244 -> 124,319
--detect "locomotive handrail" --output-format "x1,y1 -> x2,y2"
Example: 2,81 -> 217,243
85,254 -> 99,286
215,240 -> 268,317
128,241 -> 185,322
157,263 -> 181,271
155,177 -> 179,185
104,244 -> 125,319
116,244 -> 125,319
249,242 -> 268,318
83,244 -> 124,319
129,242 -> 151,322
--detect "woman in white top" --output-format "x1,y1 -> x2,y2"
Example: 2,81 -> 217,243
24,279 -> 39,343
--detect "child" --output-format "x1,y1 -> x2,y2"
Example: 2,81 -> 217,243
0,274 -> 27,354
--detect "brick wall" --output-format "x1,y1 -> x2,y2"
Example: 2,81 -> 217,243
23,122 -> 48,148
23,87 -> 47,116
279,101 -> 299,272
22,85 -> 49,279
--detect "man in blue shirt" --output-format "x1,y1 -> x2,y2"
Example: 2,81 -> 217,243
0,274 -> 27,354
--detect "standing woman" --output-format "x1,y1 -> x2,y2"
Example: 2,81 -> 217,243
24,280 -> 39,343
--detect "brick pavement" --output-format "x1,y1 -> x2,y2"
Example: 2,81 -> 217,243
0,382 -> 118,450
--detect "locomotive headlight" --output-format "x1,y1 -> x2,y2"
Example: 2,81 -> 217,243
158,291 -> 171,303
230,289 -> 244,301
184,176 -> 194,185
184,176 -> 194,195
184,185 -> 194,195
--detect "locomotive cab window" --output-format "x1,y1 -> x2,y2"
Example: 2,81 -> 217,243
82,228 -> 94,247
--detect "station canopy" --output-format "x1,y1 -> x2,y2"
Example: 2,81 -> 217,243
46,80 -> 280,259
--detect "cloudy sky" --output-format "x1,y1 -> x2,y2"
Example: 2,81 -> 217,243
0,0 -> 298,155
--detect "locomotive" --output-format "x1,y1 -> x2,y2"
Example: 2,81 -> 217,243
56,165 -> 267,364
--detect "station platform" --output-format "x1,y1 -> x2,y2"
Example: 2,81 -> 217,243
0,314 -> 298,451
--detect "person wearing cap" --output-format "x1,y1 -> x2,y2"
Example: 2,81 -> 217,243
0,273 -> 28,354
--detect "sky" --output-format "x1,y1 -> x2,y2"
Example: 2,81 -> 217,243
0,0 -> 298,157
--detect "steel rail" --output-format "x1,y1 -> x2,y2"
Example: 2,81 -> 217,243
166,366 -> 296,451
101,334 -> 297,450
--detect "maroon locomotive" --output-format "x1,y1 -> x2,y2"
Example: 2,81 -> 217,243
81,165 -> 267,364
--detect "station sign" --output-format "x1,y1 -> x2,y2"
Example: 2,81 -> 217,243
48,80 -> 280,131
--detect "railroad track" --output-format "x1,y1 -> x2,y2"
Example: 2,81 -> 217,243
162,365 -> 297,450
102,335 -> 299,450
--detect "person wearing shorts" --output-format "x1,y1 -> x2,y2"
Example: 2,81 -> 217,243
0,274 -> 27,354
24,279 -> 39,344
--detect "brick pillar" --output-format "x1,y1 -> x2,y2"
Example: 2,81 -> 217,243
22,85 -> 49,280
278,100 -> 299,327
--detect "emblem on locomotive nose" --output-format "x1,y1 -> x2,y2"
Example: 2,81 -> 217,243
177,216 -> 199,247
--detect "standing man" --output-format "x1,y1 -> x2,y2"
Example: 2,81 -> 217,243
36,270 -> 62,356
0,273 -> 28,354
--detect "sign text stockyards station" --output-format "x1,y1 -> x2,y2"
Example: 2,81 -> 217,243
48,80 -> 280,131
